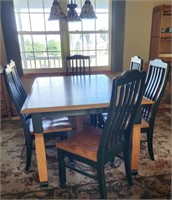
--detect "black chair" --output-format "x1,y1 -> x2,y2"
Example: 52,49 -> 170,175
130,56 -> 143,71
96,56 -> 144,128
3,61 -> 72,171
141,59 -> 170,160
8,60 -> 27,100
66,55 -> 93,126
56,70 -> 146,199
66,55 -> 91,76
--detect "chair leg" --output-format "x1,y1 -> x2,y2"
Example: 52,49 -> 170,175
123,146 -> 133,186
21,142 -> 26,158
109,158 -> 114,166
58,149 -> 66,188
25,138 -> 33,171
60,132 -> 68,141
147,128 -> 154,160
69,157 -> 75,166
90,114 -> 94,125
97,165 -> 107,199
97,114 -> 105,129
90,114 -> 97,126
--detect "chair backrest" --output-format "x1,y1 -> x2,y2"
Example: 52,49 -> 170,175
66,55 -> 91,76
130,56 -> 143,71
97,70 -> 146,163
6,60 -> 27,102
142,59 -> 170,121
3,61 -> 30,122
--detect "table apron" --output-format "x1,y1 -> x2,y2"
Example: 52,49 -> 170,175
31,107 -> 109,133
49,108 -> 108,116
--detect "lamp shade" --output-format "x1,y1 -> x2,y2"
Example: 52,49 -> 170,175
67,1 -> 81,22
48,0 -> 66,20
80,0 -> 97,19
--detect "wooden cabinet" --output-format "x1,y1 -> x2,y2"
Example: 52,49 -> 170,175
0,70 -> 18,120
149,4 -> 171,104
0,72 -> 11,119
149,4 -> 172,63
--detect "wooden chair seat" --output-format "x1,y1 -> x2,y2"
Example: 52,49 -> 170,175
140,119 -> 149,128
57,126 -> 102,162
29,116 -> 72,134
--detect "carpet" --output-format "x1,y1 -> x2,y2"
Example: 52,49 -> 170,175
0,106 -> 171,199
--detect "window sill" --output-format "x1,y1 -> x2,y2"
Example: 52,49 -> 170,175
22,69 -> 111,79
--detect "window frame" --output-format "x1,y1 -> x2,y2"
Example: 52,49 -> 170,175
2,0 -> 125,76
13,0 -> 112,74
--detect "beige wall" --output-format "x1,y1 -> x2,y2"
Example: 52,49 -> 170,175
123,0 -> 171,70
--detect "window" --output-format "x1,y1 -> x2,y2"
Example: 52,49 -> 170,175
13,0 -> 111,74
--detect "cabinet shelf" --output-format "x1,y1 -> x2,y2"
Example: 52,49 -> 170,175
159,51 -> 172,55
159,57 -> 172,63
161,33 -> 172,38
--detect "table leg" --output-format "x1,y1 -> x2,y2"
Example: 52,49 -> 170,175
131,124 -> 141,175
34,133 -> 48,186
75,115 -> 84,133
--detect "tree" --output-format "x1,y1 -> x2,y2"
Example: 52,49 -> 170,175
24,39 -> 33,57
24,39 -> 61,57
25,39 -> 45,57
47,39 -> 61,56
33,42 -> 45,55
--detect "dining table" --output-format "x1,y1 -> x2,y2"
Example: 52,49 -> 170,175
21,74 -> 154,186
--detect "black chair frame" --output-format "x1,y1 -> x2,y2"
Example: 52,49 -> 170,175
66,54 -> 91,76
130,56 -> 143,71
141,59 -> 170,160
57,70 -> 146,199
3,61 -> 71,171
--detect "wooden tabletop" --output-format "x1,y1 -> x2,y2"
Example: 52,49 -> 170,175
21,74 -> 112,114
21,74 -> 154,114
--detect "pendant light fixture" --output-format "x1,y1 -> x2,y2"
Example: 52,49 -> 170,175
48,0 -> 97,22
80,0 -> 97,19
66,0 -> 81,22
48,0 -> 66,20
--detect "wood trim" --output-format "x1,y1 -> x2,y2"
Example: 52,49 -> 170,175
140,119 -> 149,128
